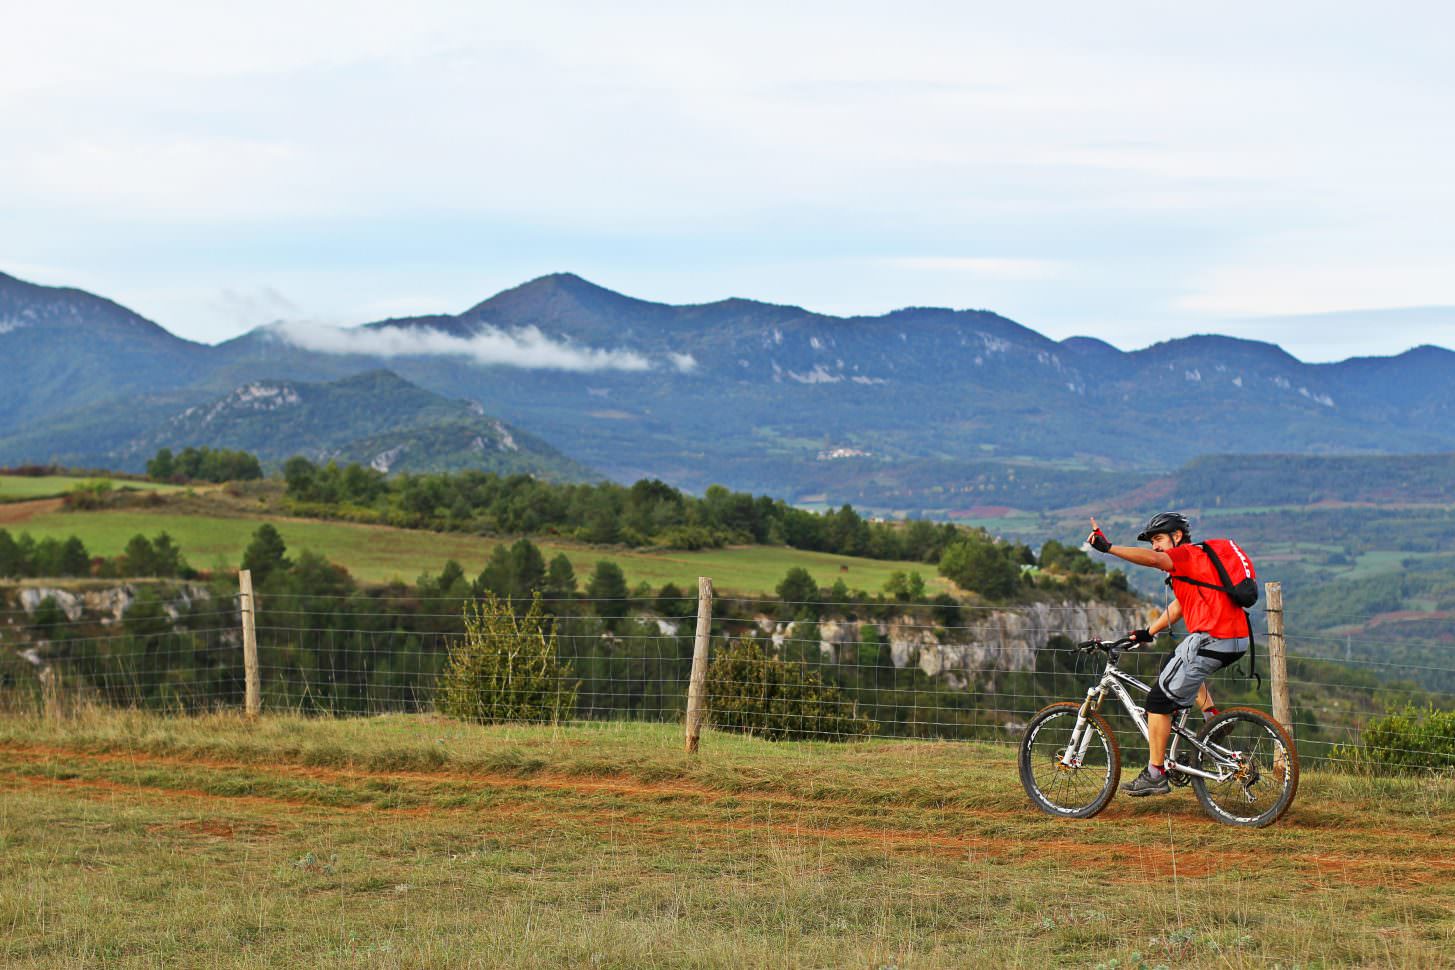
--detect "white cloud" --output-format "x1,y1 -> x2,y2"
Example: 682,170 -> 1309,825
786,365 -> 843,384
667,352 -> 698,373
273,321 -> 653,373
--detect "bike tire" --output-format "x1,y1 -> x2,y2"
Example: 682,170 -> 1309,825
1191,706 -> 1299,828
1019,701 -> 1121,819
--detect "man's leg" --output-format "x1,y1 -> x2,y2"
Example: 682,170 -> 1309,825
1122,709 -> 1174,796
1148,711 -> 1172,769
1123,643 -> 1196,797
1196,683 -> 1215,714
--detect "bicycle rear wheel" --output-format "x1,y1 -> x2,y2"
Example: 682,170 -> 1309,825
1191,706 -> 1299,828
1019,701 -> 1121,818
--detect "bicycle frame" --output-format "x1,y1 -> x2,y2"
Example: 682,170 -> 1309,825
1059,649 -> 1242,783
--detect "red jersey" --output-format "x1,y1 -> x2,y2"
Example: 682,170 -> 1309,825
1164,543 -> 1250,639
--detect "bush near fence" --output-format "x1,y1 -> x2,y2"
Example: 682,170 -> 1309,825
1333,705 -> 1455,773
706,637 -> 878,741
438,593 -> 579,724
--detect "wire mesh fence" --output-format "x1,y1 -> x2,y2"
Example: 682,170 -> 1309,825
3,582 -> 1453,772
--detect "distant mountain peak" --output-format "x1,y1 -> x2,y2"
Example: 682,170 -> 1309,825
468,272 -> 663,316
1399,344 -> 1455,360
529,271 -> 613,291
1135,332 -> 1301,366
1060,335 -> 1120,352
331,368 -> 414,388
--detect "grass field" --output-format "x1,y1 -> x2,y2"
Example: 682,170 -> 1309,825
0,711 -> 1450,968
2,503 -> 949,596
0,474 -> 180,504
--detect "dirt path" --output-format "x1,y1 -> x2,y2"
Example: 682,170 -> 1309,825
0,497 -> 64,524
4,741 -> 1453,890
0,757 -> 1253,880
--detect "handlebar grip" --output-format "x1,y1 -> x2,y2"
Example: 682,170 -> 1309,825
1078,637 -> 1136,654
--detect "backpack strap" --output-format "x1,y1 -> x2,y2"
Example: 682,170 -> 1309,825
1166,543 -> 1261,689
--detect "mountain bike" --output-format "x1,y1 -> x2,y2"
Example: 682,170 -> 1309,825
1018,636 -> 1298,828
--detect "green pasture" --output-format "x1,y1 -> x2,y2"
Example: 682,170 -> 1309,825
0,474 -> 180,504
946,510 -> 1043,533
1339,549 -> 1440,581
6,506 -> 948,595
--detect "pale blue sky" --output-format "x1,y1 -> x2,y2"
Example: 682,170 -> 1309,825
4,1 -> 1453,360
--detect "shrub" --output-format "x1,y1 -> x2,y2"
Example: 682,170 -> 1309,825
586,561 -> 629,629
1333,705 -> 1455,773
438,593 -> 579,724
706,637 -> 878,742
241,524 -> 291,586
63,479 -> 115,510
775,566 -> 819,607
655,526 -> 725,551
30,596 -> 69,636
938,536 -> 1021,599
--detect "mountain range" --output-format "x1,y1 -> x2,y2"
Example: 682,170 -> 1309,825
4,268 -> 1453,511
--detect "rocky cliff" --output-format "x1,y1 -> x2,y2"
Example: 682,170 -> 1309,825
754,600 -> 1153,689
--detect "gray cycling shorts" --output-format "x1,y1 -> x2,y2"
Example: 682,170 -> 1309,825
1148,631 -> 1248,712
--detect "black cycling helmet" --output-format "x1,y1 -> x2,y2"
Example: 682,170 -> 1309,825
1136,511 -> 1191,543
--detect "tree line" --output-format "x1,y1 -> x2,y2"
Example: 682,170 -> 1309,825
0,529 -> 191,579
146,447 -> 262,484
275,455 -> 969,560
133,447 -> 1137,586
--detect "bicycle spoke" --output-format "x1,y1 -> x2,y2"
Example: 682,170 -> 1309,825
1020,704 -> 1119,818
1192,710 -> 1298,827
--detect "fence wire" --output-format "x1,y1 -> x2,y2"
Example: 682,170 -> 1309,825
2,590 -> 1452,772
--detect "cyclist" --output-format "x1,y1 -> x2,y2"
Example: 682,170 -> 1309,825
1085,511 -> 1250,796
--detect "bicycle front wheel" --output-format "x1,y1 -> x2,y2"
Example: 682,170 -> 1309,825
1019,701 -> 1121,818
1192,706 -> 1299,828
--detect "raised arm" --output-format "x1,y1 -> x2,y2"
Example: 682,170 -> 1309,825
1087,516 -> 1174,572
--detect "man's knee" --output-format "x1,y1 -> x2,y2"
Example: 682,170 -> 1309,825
1145,682 -> 1180,716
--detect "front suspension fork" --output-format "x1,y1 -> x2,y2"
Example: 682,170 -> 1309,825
1059,690 -> 1104,767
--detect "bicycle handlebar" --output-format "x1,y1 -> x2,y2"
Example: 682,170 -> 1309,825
1076,636 -> 1138,655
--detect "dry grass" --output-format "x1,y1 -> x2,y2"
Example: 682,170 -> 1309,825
1,710 -> 1452,967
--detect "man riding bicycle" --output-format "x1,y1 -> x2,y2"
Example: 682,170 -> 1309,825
1086,511 -> 1251,797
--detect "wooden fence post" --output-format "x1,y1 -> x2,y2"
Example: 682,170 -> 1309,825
240,569 -> 260,719
41,668 -> 60,721
1265,581 -> 1290,733
684,576 -> 713,754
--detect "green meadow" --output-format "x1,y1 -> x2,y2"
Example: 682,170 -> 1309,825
7,504 -> 948,595
0,474 -> 181,503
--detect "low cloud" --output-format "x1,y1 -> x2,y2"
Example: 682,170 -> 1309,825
274,321 -> 654,372
667,352 -> 698,373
